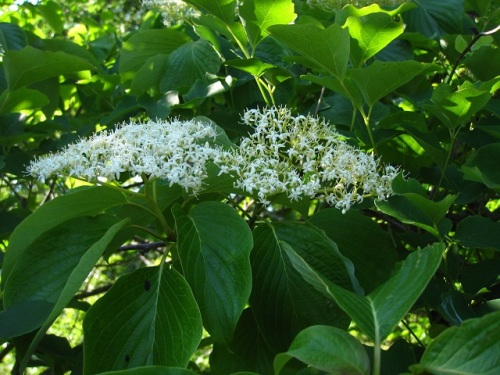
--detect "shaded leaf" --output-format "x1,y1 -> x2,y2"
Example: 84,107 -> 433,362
4,46 -> 95,90
274,325 -> 370,375
284,242 -> 445,342
184,0 -> 237,25
410,312 -> 500,375
404,0 -> 464,38
250,222 -> 356,351
83,266 -> 202,374
309,208 -> 398,293
173,201 -> 253,344
461,143 -> 500,190
95,366 -> 198,375
454,215 -> 500,251
2,186 -> 127,289
0,87 -> 49,115
119,29 -> 190,76
0,22 -> 27,51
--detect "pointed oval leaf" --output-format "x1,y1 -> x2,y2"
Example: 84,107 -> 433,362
2,186 -> 127,286
119,29 -> 190,75
1,215 -> 126,338
173,201 -> 253,344
250,222 -> 356,351
454,216 -> 500,251
83,266 -> 202,374
4,46 -> 96,90
274,325 -> 370,375
0,22 -> 27,51
284,242 -> 444,342
349,60 -> 432,107
268,23 -> 350,79
461,143 -> 500,190
410,312 -> 500,375
160,39 -> 222,94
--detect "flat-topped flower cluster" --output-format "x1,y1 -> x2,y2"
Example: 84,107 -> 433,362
28,107 -> 399,212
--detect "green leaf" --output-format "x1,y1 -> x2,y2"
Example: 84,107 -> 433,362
284,242 -> 445,342
0,87 -> 49,115
2,186 -> 127,287
250,222 -> 355,351
17,218 -> 130,372
0,22 -> 27,51
83,266 -> 202,374
410,312 -> 500,375
309,208 -> 398,293
225,58 -> 275,77
461,143 -> 500,190
173,201 -> 253,344
0,215 -> 127,340
349,61 -> 432,107
130,54 -> 169,95
160,39 -> 222,94
38,1 -> 64,35
238,0 -> 296,49
404,0 -> 464,38
454,216 -> 500,251
274,325 -> 370,375
345,13 -> 405,66
119,29 -> 190,76
184,0 -> 237,24
303,73 -> 364,109
268,23 -> 350,79
334,2 -> 418,25
375,194 -> 456,238
95,367 -> 198,375
424,82 -> 492,131
3,46 -> 95,90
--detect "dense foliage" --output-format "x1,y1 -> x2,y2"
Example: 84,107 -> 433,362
1,0 -> 500,374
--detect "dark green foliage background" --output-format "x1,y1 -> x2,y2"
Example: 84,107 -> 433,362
0,0 -> 499,374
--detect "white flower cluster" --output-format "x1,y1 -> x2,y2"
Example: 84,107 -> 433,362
28,107 -> 399,212
27,118 -> 221,194
216,107 -> 398,212
142,0 -> 199,27
307,0 -> 404,12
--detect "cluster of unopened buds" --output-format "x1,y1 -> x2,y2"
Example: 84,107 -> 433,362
28,107 -> 399,213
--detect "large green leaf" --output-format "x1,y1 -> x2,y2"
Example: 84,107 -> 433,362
184,0 -> 237,24
210,308 -> 275,375
130,54 -> 169,95
3,46 -> 95,90
284,242 -> 445,342
268,23 -> 350,79
375,194 -> 456,238
83,266 -> 202,374
0,87 -> 49,115
454,216 -> 500,251
345,13 -> 405,66
309,208 -> 398,294
0,22 -> 27,51
0,215 -> 127,340
349,60 -> 431,107
249,222 -> 357,351
404,0 -> 464,38
238,0 -> 296,49
410,311 -> 500,375
173,201 -> 253,344
274,325 -> 370,375
2,186 -> 127,286
424,82 -> 492,131
160,39 -> 222,94
461,143 -> 500,190
119,29 -> 190,76
16,218 -> 130,373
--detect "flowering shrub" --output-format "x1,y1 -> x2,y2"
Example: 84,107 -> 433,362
1,0 -> 500,375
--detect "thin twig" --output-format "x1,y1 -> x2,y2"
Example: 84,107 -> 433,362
117,241 -> 166,252
74,285 -> 112,299
447,25 -> 500,84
